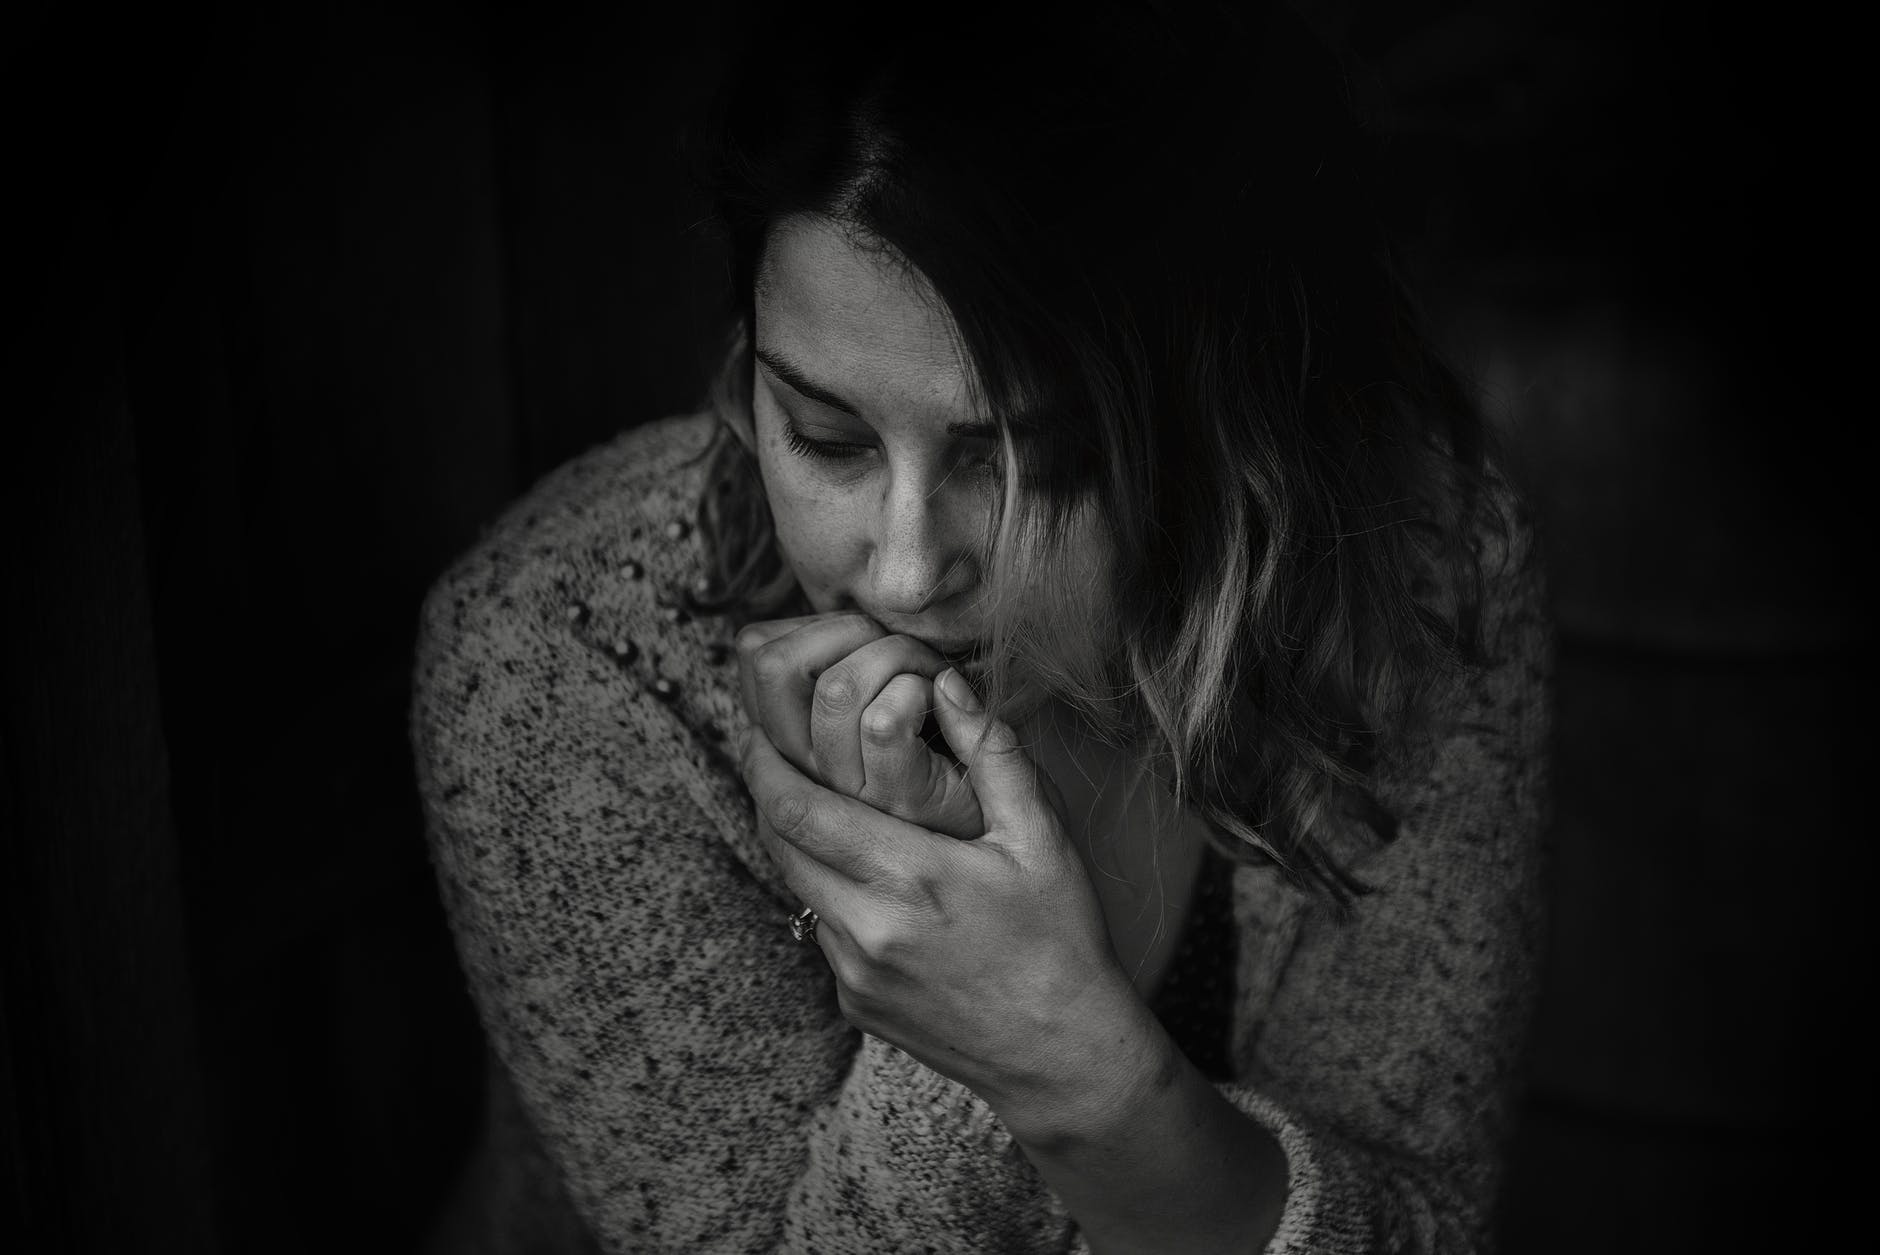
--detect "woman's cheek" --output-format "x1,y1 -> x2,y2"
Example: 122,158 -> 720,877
768,479 -> 853,612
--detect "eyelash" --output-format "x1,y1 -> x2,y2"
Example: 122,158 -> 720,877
781,416 -> 868,463
781,415 -> 1004,476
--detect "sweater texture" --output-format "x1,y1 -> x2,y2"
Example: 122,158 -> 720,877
410,411 -> 1552,1254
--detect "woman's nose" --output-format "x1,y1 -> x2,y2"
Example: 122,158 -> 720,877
867,473 -> 975,616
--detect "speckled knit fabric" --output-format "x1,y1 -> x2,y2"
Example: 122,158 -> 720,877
410,411 -> 1552,1255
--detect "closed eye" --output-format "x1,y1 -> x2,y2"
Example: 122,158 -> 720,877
781,415 -> 871,462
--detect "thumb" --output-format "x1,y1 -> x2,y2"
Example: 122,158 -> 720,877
932,668 -> 1054,841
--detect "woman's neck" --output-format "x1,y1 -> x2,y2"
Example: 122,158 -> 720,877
1023,700 -> 1209,999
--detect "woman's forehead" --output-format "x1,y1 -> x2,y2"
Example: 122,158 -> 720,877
754,216 -> 981,430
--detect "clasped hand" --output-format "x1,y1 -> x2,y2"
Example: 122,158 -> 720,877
734,612 -> 1124,1109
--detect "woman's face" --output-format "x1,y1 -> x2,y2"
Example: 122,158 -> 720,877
751,215 -> 1005,664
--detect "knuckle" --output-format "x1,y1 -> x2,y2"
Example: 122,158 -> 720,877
843,916 -> 898,966
903,871 -> 946,920
734,623 -> 768,656
814,667 -> 862,717
765,789 -> 816,841
750,641 -> 790,685
844,833 -> 891,886
860,705 -> 905,746
877,861 -> 932,913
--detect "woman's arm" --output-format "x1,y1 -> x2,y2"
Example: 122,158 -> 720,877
752,501 -> 1549,1255
410,421 -> 896,1251
412,536 -> 858,1250
994,983 -> 1291,1255
1216,505 -> 1552,1254
416,418 -> 1143,1253
1033,504 -> 1552,1255
418,417 -> 1546,1253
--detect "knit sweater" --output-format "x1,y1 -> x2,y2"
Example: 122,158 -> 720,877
410,411 -> 1552,1255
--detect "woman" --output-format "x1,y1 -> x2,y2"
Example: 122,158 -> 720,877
411,4 -> 1550,1252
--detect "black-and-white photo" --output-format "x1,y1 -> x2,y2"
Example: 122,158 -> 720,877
8,3 -> 1857,1252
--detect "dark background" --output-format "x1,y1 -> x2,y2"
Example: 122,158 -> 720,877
5,2 -> 1864,1252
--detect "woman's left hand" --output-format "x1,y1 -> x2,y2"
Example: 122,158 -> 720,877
738,666 -> 1131,1113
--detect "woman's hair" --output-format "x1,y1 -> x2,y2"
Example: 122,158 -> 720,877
687,1 -> 1502,903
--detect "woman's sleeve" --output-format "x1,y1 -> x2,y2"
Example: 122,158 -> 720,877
409,425 -> 1099,1255
409,497 -> 863,1252
1217,504 -> 1553,1255
411,429 -> 1549,1253
772,507 -> 1553,1255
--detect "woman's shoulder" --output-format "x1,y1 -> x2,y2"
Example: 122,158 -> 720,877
422,410 -> 717,623
490,410 -> 720,562
1468,461 -> 1551,686
411,408 -> 773,889
413,408 -> 743,746
1422,457 -> 1549,679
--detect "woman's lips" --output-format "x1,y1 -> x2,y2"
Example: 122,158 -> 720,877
940,651 -> 991,685
886,629 -> 980,660
864,618 -> 984,669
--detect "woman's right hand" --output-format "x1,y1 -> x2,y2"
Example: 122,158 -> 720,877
735,613 -> 986,840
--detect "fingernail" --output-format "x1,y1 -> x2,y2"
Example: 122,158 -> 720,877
939,667 -> 982,712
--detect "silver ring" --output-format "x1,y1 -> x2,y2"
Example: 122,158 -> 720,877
788,907 -> 819,944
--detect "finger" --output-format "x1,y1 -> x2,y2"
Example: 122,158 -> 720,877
859,674 -> 986,840
760,809 -> 859,963
735,613 -> 858,724
811,634 -> 949,795
740,722 -> 942,885
737,613 -> 886,776
761,809 -> 846,923
731,614 -> 832,719
931,667 -> 1058,844
741,725 -> 863,909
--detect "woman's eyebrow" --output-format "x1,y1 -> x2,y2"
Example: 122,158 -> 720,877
755,345 -> 1000,439
756,346 -> 859,416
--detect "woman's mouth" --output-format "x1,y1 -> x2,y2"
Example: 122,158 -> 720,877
931,642 -> 985,669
